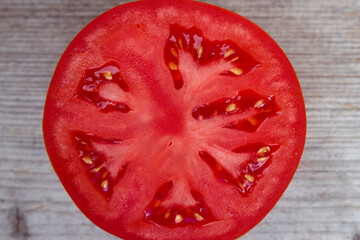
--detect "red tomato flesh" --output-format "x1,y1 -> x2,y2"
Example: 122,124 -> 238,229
43,0 -> 306,239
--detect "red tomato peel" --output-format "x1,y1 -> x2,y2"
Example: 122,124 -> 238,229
43,0 -> 306,239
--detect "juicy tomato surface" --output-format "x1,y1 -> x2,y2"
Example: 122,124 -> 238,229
43,0 -> 306,239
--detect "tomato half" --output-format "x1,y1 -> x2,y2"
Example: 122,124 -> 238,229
43,0 -> 306,239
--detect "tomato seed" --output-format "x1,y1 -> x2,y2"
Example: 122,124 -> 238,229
257,147 -> 270,156
229,68 -> 243,76
154,200 -> 161,208
102,71 -> 113,80
194,213 -> 204,221
230,56 -> 239,62
254,99 -> 265,108
244,174 -> 255,182
100,171 -> 108,179
175,214 -> 183,224
82,156 -> 93,165
101,180 -> 109,191
224,49 -> 234,58
226,103 -> 237,112
197,45 -> 203,58
257,157 -> 268,163
248,118 -> 258,126
170,48 -> 178,57
168,62 -> 178,70
164,211 -> 171,219
91,166 -> 103,173
178,38 -> 183,49
237,179 -> 245,188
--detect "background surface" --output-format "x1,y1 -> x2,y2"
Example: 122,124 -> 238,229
1,0 -> 359,239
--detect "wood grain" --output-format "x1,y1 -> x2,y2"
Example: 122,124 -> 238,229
0,0 -> 359,239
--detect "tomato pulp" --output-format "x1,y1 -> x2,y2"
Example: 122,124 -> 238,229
43,0 -> 306,239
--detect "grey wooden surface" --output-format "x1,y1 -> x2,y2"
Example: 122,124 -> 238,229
1,0 -> 359,239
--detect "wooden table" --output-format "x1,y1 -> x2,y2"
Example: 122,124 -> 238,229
1,0 -> 359,239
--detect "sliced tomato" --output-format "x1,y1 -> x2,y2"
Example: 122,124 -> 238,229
43,0 -> 306,239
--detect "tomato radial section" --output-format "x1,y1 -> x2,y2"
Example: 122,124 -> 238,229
43,0 -> 306,240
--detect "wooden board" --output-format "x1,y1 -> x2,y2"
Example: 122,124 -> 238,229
0,0 -> 359,239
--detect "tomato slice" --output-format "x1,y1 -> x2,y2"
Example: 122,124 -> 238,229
43,0 -> 306,239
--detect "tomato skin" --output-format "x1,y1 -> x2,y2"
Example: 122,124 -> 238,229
43,0 -> 306,239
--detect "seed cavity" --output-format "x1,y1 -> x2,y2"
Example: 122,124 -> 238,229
144,184 -> 215,228
225,96 -> 280,132
200,143 -> 280,196
193,90 -> 280,131
72,131 -> 127,200
74,62 -> 131,113
165,24 -> 260,90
